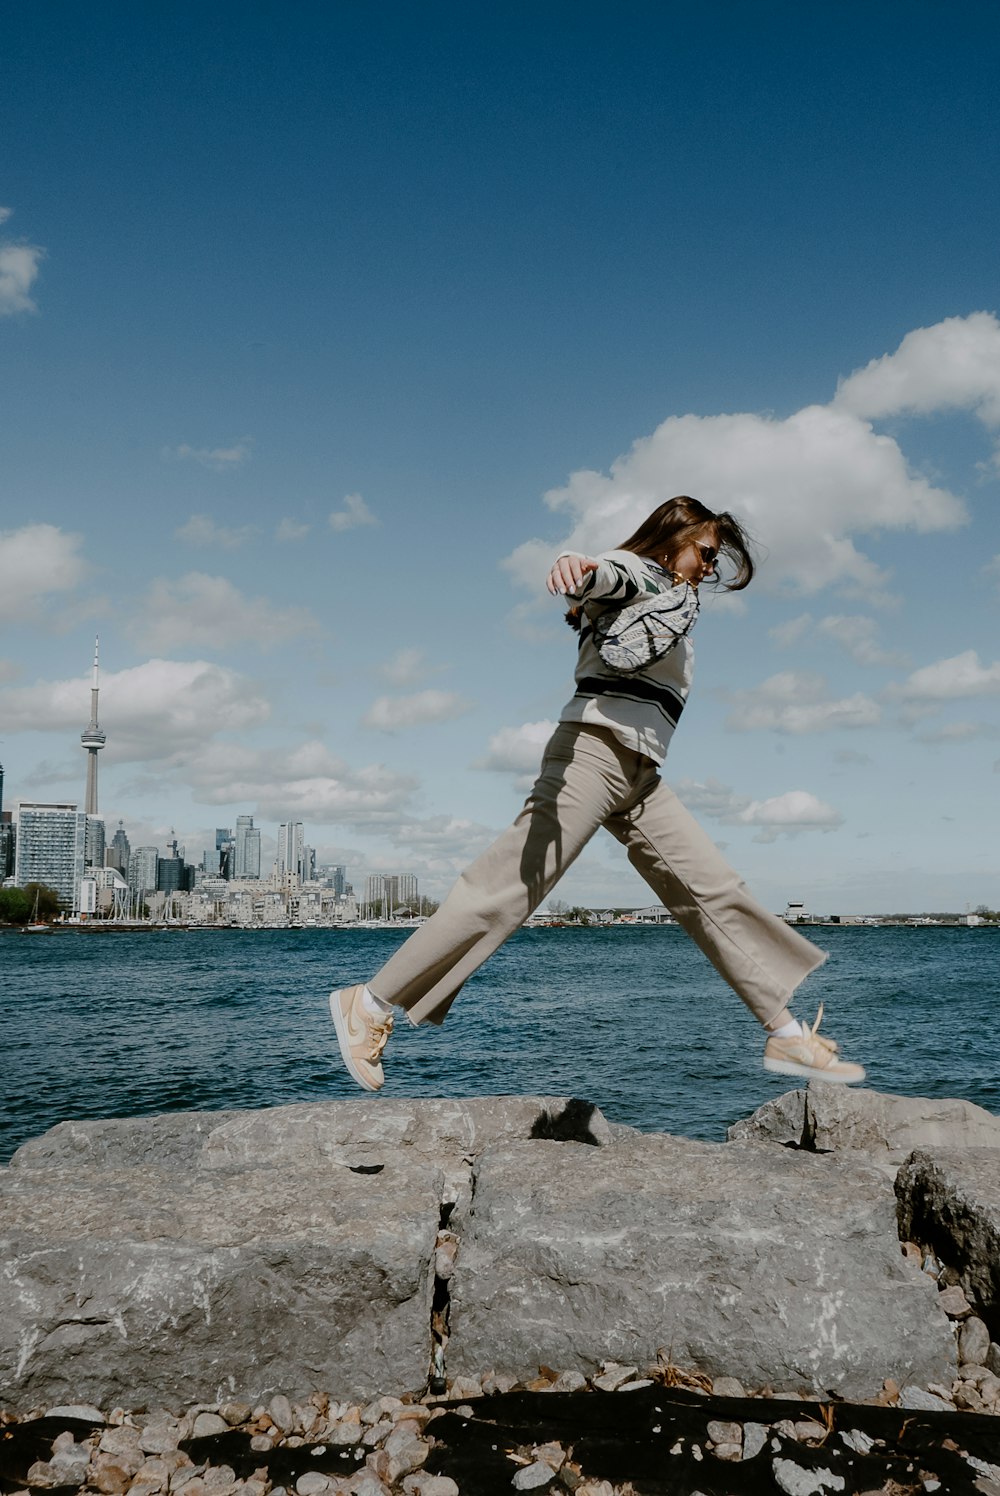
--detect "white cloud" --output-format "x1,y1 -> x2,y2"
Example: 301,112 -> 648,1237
769,613 -> 813,648
175,514 -> 258,549
135,572 -> 318,653
380,648 -> 432,686
186,739 -> 417,827
275,518 -> 311,542
0,659 -> 270,761
362,689 -> 475,733
725,672 -> 881,732
0,524 -> 88,622
503,317 -> 997,600
0,209 -> 44,315
475,719 -> 558,788
329,493 -> 378,532
817,614 -> 909,667
890,650 -> 1000,702
731,790 -> 844,843
834,311 -> 1000,428
675,777 -> 843,842
164,440 -> 253,470
984,554 -> 1000,586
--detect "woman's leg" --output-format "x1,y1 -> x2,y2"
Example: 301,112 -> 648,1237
603,770 -> 826,1029
369,724 -> 641,1026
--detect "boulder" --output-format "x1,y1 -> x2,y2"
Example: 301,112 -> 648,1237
896,1148 -> 1000,1318
445,1133 -> 955,1399
0,1157 -> 441,1410
729,1086 -> 1000,1161
10,1096 -> 611,1210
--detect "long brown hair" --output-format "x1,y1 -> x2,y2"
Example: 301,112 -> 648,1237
564,495 -> 756,630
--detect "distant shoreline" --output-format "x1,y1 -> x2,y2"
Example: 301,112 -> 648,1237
1,919 -> 995,935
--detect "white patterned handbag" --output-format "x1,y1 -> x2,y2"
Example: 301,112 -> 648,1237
587,581 -> 699,675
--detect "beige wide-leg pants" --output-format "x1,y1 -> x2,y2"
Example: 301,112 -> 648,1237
372,721 -> 825,1028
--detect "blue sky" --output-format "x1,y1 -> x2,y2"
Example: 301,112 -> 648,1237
1,1 -> 998,914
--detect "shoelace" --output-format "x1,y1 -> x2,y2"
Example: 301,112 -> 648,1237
365,1013 -> 393,1062
805,1003 -> 840,1059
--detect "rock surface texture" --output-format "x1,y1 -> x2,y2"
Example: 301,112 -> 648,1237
3,1087 -> 998,1413
445,1132 -> 952,1400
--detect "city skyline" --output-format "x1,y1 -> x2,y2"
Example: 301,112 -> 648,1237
1,6 -> 998,915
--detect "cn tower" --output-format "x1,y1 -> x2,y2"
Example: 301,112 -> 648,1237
81,636 -> 106,815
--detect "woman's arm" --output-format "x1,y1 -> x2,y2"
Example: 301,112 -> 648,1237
546,550 -> 649,604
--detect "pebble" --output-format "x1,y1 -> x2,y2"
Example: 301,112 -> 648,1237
269,1395 -> 294,1432
706,1420 -> 742,1447
548,1370 -> 587,1393
742,1422 -> 769,1460
45,1403 -> 106,1422
989,1342 -> 1000,1376
482,1371 -> 520,1395
193,1413 -> 230,1438
899,1386 -> 954,1412
711,1376 -> 745,1398
295,1474 -> 331,1496
591,1362 -> 637,1392
402,1477 -> 460,1496
384,1430 -> 429,1479
959,1315 -> 992,1366
773,1457 -> 845,1494
840,1428 -> 874,1455
511,1459 -> 557,1489
616,1378 -> 654,1392
531,1440 -> 565,1469
937,1284 -> 972,1318
353,1476 -> 392,1496
713,1441 -> 741,1460
219,1403 -> 252,1427
139,1418 -> 185,1454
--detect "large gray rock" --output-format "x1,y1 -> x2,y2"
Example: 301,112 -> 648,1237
10,1096 -> 611,1208
445,1133 -> 955,1399
0,1158 -> 441,1410
729,1086 -> 1000,1161
896,1148 -> 1000,1315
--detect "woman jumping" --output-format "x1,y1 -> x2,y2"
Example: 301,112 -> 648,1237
330,496 -> 865,1091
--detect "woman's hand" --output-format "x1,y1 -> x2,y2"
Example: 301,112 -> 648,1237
546,554 -> 599,596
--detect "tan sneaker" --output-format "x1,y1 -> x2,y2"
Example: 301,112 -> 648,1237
330,985 -> 393,1092
763,1004 -> 865,1085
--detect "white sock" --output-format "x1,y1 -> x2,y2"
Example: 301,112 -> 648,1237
361,985 -> 395,1018
770,1018 -> 803,1039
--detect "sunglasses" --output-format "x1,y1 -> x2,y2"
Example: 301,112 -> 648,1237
697,543 -> 718,565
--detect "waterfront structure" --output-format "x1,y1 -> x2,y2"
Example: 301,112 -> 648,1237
14,802 -> 89,908
80,638 -> 107,817
234,814 -> 261,879
364,872 -> 419,916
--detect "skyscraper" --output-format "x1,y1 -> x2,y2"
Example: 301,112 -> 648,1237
80,638 -> 106,817
234,815 -> 261,879
107,821 -> 131,874
14,803 -> 89,909
128,846 -> 159,900
276,821 -> 304,882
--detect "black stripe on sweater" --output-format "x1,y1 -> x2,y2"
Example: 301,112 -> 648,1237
574,675 -> 687,726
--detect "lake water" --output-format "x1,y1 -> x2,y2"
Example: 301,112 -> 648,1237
1,924 -> 997,1163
